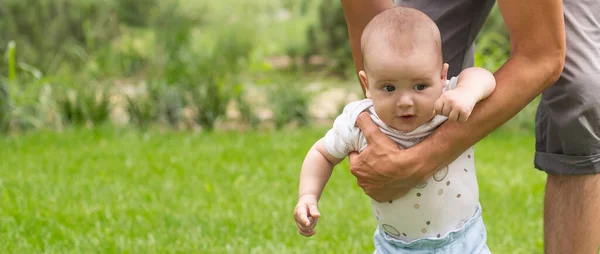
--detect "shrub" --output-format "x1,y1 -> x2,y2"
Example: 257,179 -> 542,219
0,80 -> 10,133
56,85 -> 111,127
269,83 -> 311,129
304,0 -> 352,76
148,7 -> 255,130
0,0 -> 121,73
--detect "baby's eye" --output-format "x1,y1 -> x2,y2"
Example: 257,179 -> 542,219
414,84 -> 427,91
382,84 -> 396,92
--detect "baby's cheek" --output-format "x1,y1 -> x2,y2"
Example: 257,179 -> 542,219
420,104 -> 436,119
372,103 -> 392,118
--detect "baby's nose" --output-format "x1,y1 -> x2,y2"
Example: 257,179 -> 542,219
397,95 -> 414,107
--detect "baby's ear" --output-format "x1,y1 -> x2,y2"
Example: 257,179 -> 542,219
358,70 -> 371,98
441,63 -> 449,87
441,63 -> 449,80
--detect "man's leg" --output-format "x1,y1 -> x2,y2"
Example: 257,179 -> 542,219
535,0 -> 600,252
545,174 -> 600,253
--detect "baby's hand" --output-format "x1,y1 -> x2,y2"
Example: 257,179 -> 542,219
434,88 -> 478,122
293,195 -> 321,237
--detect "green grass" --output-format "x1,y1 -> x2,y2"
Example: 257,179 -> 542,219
0,127 -> 545,253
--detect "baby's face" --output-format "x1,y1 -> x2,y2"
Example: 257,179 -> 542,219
360,48 -> 446,133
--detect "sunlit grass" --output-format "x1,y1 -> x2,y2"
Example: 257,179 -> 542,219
0,127 -> 544,253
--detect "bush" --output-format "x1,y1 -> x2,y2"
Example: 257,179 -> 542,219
1,41 -> 50,132
147,6 -> 255,130
0,1 -> 265,133
0,80 -> 10,133
0,0 -> 117,72
474,5 -> 510,72
125,83 -> 160,130
56,85 -> 111,127
0,0 -> 163,77
304,0 -> 353,76
269,83 -> 311,129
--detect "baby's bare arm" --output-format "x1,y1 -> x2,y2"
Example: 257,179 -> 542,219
456,67 -> 497,102
298,139 -> 343,200
294,139 -> 343,236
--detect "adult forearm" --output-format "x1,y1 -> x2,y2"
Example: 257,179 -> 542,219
406,54 -> 564,178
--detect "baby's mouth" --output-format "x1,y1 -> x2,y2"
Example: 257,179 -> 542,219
397,115 -> 416,122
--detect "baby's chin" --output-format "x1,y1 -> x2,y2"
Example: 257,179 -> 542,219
387,120 -> 422,133
391,125 -> 420,133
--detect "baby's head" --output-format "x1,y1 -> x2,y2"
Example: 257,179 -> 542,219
359,7 -> 448,132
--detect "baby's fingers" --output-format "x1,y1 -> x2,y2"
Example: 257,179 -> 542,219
297,227 -> 316,237
442,101 -> 454,117
434,98 -> 445,115
294,205 -> 310,227
295,217 -> 318,237
295,219 -> 313,231
448,109 -> 460,122
308,204 -> 321,219
458,110 -> 470,122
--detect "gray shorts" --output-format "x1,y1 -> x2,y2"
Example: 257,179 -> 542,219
395,0 -> 600,175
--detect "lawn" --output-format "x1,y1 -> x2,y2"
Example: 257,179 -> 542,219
0,127 -> 545,253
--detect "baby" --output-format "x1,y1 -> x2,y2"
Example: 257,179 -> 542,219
293,7 -> 496,253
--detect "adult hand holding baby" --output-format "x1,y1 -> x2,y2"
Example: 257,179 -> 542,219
348,112 -> 428,202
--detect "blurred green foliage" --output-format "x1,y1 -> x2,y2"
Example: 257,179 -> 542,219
0,0 -> 517,134
1,0 -> 127,73
474,5 -> 510,72
305,0 -> 353,76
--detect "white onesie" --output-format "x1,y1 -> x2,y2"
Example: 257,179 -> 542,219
323,77 -> 479,242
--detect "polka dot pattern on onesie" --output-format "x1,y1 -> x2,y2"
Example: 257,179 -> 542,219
382,224 -> 401,237
433,166 -> 449,182
414,181 -> 428,188
378,161 -> 474,240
